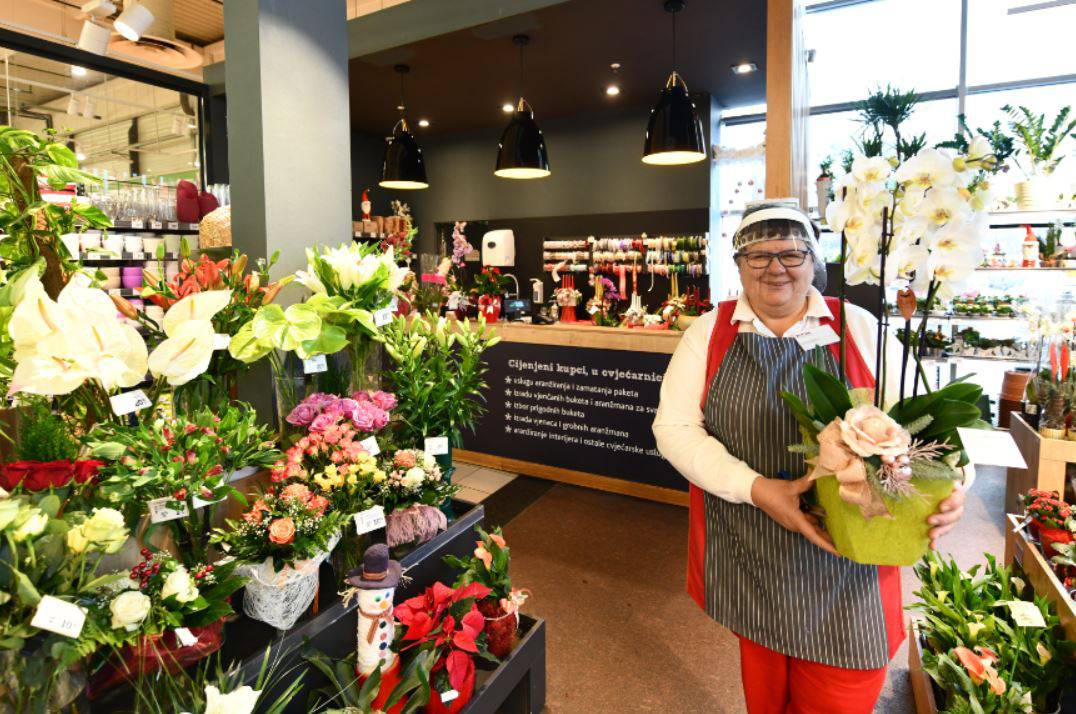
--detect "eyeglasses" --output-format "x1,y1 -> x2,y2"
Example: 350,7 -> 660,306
736,249 -> 811,269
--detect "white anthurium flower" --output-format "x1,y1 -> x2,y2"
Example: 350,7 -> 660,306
9,283 -> 75,354
87,322 -> 148,390
919,187 -> 970,228
57,281 -> 119,323
163,290 -> 231,337
10,353 -> 91,395
895,149 -> 957,191
204,685 -> 260,714
851,155 -> 893,184
295,269 -> 327,295
148,319 -> 216,386
356,252 -> 386,289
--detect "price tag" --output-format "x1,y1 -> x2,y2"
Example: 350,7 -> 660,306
131,219 -> 144,229
191,494 -> 224,510
439,690 -> 459,704
360,436 -> 380,456
957,428 -> 1027,469
587,304 -> 599,315
353,505 -> 386,535
794,325 -> 840,351
447,294 -> 460,310
1003,600 -> 1046,628
148,497 -> 189,523
110,389 -> 151,416
167,222 -> 179,230
149,220 -> 163,230
108,288 -> 122,296
213,334 -> 230,350
31,596 -> 86,638
130,251 -> 145,260
174,627 -> 198,647
373,307 -> 393,327
424,436 -> 449,456
389,296 -> 399,311
303,355 -> 328,374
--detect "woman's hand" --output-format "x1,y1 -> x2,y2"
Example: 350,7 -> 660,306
928,484 -> 966,550
752,476 -> 838,556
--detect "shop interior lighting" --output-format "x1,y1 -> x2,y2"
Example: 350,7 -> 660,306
71,66 -> 88,78
114,0 -> 155,42
379,64 -> 429,190
80,96 -> 95,119
76,20 -> 111,55
606,62 -> 621,96
75,144 -> 86,161
66,94 -> 80,116
642,0 -> 706,166
495,34 -> 551,179
417,119 -> 430,128
501,103 -> 514,113
81,0 -> 117,18
731,62 -> 757,74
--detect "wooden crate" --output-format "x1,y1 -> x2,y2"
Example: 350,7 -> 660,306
1004,513 -> 1076,643
1005,414 -> 1076,514
908,620 -> 939,714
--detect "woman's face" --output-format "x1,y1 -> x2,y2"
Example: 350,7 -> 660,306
737,237 -> 815,315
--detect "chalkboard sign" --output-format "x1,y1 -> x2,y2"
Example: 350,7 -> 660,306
462,341 -> 688,491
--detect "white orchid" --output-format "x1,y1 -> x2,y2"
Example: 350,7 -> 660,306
894,149 -> 957,191
851,155 -> 892,184
917,187 -> 970,228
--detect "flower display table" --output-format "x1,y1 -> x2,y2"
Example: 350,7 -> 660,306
1005,414 -> 1076,515
1003,513 -> 1076,643
907,621 -> 939,714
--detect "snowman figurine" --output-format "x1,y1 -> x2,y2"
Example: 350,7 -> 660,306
346,543 -> 401,677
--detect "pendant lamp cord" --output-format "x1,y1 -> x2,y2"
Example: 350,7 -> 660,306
399,71 -> 406,116
671,9 -> 677,70
518,41 -> 525,106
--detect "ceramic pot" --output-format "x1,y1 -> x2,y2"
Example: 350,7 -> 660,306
1039,526 -> 1072,558
1015,174 -> 1053,210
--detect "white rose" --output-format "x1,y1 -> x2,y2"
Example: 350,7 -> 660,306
204,685 -> 260,714
110,590 -> 151,631
66,524 -> 89,553
82,507 -> 129,553
11,509 -> 48,542
422,454 -> 437,470
402,467 -> 426,488
160,567 -> 200,603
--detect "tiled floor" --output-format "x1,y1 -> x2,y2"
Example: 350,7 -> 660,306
452,462 -> 517,503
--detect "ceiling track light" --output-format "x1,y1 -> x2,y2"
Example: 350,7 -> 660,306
81,0 -> 117,18
731,62 -> 757,75
495,34 -> 550,179
380,64 -> 429,190
77,20 -> 111,55
642,0 -> 706,166
114,0 -> 155,42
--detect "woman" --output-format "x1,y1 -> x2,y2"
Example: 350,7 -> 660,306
652,202 -> 967,713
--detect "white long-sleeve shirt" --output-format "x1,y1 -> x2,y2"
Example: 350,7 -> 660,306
652,287 -> 914,506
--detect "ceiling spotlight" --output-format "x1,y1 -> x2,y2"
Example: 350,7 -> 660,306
606,85 -> 620,96
417,119 -> 430,128
66,94 -> 80,116
81,0 -> 117,18
731,62 -> 758,75
76,20 -> 111,55
75,144 -> 86,161
606,62 -> 621,96
501,103 -> 514,113
71,66 -> 87,78
114,0 -> 155,42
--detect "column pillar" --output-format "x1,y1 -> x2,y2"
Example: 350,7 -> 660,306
765,0 -> 809,206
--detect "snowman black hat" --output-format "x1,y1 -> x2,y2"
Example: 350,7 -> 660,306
346,543 -> 401,589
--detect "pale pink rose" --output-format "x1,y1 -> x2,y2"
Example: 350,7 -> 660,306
816,420 -> 857,474
310,413 -> 337,432
838,405 -> 910,459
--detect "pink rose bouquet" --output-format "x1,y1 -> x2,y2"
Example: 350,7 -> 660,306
286,391 -> 395,433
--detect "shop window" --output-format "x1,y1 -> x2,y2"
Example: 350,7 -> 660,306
804,0 -> 960,107
966,0 -> 1076,86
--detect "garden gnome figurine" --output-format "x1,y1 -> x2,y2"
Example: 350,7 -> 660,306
361,189 -> 372,221
347,543 -> 401,677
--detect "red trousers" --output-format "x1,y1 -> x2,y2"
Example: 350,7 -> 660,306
738,636 -> 888,714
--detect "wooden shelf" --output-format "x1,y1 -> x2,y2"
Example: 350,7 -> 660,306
908,621 -> 939,714
110,219 -> 199,232
1004,513 -> 1076,643
1005,414 -> 1076,514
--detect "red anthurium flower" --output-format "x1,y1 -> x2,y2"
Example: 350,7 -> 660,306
445,650 -> 475,693
954,646 -> 986,682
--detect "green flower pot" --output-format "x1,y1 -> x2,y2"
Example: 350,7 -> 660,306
815,475 -> 954,566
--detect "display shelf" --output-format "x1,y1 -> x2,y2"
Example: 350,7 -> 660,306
1005,414 -> 1076,514
887,313 -> 1024,323
988,209 -> 1076,228
908,621 -> 939,714
1004,513 -> 1076,643
82,251 -> 182,262
103,288 -> 143,298
354,231 -> 387,240
109,219 -> 200,233
975,266 -> 1075,272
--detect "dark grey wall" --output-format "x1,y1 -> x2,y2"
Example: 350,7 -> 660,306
405,99 -> 713,254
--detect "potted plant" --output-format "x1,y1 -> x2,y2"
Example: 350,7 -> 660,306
393,581 -> 498,713
379,448 -> 458,550
816,155 -> 835,221
212,485 -> 347,630
444,527 -> 530,659
1004,105 -> 1076,210
378,313 -> 500,471
86,551 -> 244,696
1040,220 -> 1065,267
469,267 -> 512,322
1021,488 -> 1073,557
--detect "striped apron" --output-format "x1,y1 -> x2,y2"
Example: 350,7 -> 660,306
685,297 -> 904,669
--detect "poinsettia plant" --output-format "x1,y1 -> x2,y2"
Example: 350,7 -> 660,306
212,484 -> 346,572
394,581 -> 498,707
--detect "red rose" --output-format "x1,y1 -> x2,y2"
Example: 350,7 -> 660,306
25,460 -> 75,491
0,461 -> 32,490
73,459 -> 103,484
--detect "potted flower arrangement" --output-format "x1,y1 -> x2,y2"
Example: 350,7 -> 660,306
86,404 -> 281,565
816,155 -> 835,221
86,550 -> 244,696
393,581 -> 497,713
469,266 -> 512,322
1004,104 -> 1076,210
553,277 -> 582,323
379,448 -> 458,549
378,314 -> 500,470
0,399 -> 102,494
0,496 -> 129,711
212,485 -> 346,630
1020,488 -> 1072,557
443,527 -> 529,659
139,250 -> 288,412
586,276 -> 621,327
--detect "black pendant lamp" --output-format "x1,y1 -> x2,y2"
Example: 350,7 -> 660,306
495,35 -> 550,179
642,0 -> 706,165
380,64 -> 429,190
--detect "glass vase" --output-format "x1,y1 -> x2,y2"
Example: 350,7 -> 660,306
348,337 -> 381,393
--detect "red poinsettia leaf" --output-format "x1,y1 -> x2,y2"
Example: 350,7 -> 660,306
452,629 -> 478,653
445,650 -> 474,692
402,612 -> 434,642
431,581 -> 456,608
460,607 -> 485,638
452,582 -> 492,603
